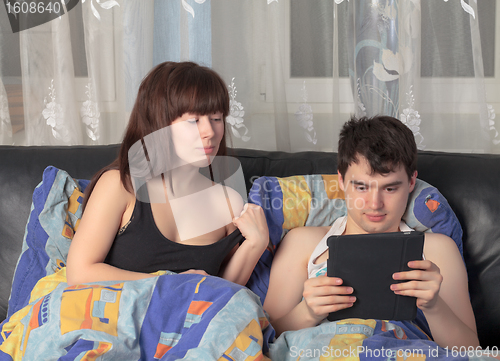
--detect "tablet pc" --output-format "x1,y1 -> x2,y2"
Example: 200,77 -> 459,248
326,231 -> 424,322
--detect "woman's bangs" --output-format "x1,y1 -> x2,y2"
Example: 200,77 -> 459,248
193,83 -> 229,117
169,70 -> 229,119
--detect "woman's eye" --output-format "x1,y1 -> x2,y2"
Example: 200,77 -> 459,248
186,118 -> 198,124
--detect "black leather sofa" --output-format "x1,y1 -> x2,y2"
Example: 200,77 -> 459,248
0,145 -> 499,347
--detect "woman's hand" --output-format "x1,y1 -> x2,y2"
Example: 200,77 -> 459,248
222,203 -> 269,285
232,203 -> 269,248
391,260 -> 443,310
302,275 -> 355,323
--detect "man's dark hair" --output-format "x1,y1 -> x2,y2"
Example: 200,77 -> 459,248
337,115 -> 417,180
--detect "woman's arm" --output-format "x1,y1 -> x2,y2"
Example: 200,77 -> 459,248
391,233 -> 479,348
221,203 -> 269,285
66,170 -> 156,285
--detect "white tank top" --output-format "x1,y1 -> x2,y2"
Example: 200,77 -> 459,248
307,216 -> 414,279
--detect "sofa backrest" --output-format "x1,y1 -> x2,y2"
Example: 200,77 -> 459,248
0,145 -> 499,347
0,145 -> 120,321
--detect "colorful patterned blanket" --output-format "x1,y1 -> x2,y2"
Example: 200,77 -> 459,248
1,269 -> 272,360
1,168 -> 492,360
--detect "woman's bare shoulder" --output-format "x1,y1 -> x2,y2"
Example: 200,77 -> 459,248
223,185 -> 245,215
89,169 -> 135,205
95,169 -> 121,185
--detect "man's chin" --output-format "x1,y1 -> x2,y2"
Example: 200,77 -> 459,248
360,221 -> 398,234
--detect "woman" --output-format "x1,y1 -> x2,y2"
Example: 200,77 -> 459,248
66,61 -> 268,286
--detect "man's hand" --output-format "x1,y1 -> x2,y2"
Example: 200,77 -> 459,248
391,260 -> 443,309
302,275 -> 356,323
180,269 -> 209,276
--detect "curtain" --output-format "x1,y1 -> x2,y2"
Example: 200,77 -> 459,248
0,0 -> 498,153
343,0 -> 498,151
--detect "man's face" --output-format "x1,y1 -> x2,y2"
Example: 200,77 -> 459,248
339,155 -> 417,235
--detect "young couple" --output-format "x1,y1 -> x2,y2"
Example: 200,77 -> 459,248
66,61 -> 480,350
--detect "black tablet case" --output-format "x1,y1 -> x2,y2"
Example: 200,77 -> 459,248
326,231 -> 424,322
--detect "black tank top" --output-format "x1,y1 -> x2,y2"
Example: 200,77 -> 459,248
104,200 -> 244,275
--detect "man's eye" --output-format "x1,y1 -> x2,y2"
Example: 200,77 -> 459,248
386,187 -> 397,192
355,185 -> 367,191
186,118 -> 198,124
211,117 -> 222,122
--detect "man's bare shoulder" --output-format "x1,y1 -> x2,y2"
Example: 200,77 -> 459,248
274,225 -> 331,267
423,232 -> 462,260
423,232 -> 457,248
281,225 -> 331,250
286,225 -> 331,238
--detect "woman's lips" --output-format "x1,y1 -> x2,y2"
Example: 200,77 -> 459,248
198,147 -> 215,154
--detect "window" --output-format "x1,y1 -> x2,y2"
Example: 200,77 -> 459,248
280,0 -> 498,113
0,2 -> 118,137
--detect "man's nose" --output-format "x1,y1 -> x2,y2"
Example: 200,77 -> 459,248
369,190 -> 383,209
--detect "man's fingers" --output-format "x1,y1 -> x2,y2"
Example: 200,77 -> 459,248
181,269 -> 209,276
309,275 -> 344,286
393,269 -> 442,282
305,294 -> 356,317
392,279 -> 440,292
313,302 -> 355,315
393,288 -> 437,303
305,285 -> 354,298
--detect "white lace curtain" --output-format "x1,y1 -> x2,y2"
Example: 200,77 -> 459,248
0,0 -> 498,153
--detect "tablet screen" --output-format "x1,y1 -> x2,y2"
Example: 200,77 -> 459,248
326,231 -> 424,321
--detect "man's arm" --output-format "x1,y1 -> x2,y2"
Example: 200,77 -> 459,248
391,233 -> 479,348
263,226 -> 355,335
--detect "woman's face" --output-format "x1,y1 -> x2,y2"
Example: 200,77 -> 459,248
170,112 -> 225,167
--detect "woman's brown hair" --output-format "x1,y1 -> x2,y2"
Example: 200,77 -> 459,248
83,61 -> 230,209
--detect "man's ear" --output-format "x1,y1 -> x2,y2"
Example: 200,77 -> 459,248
409,170 -> 418,192
338,171 -> 345,191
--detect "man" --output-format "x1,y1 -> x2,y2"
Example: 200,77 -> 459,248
263,116 -> 480,349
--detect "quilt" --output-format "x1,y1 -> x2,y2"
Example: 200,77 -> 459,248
1,168 -> 493,360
